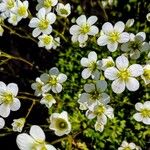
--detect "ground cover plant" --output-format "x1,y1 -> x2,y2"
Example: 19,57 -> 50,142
0,0 -> 150,149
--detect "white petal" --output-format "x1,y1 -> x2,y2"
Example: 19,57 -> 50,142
114,21 -> 125,33
29,18 -> 39,28
133,113 -> 142,122
99,93 -> 110,104
30,125 -> 45,141
104,67 -> 119,80
45,144 -> 57,150
49,67 -> 59,75
105,107 -> 114,119
136,32 -> 146,41
118,32 -> 129,43
102,22 -> 113,35
88,26 -> 99,35
57,74 -> 67,83
107,42 -> 118,52
129,143 -> 136,149
0,104 -> 10,118
0,117 -> 5,129
97,35 -> 108,46
141,42 -> 150,52
37,8 -> 46,19
128,64 -> 143,77
82,68 -> 91,79
78,34 -> 88,43
96,80 -> 107,92
0,81 -> 6,91
80,58 -> 89,67
116,55 -> 129,70
87,16 -> 98,25
16,133 -> 34,150
69,25 -> 80,35
46,12 -> 56,24
7,83 -> 18,96
121,43 -> 130,52
52,83 -> 62,93
40,73 -> 49,83
143,117 -> 150,125
86,110 -> 96,119
135,102 -> 143,111
130,50 -> 141,60
111,78 -> 125,94
10,98 -> 21,111
84,83 -> 95,93
42,25 -> 52,34
88,51 -> 97,62
32,28 -> 41,37
143,101 -> 150,108
126,77 -> 139,91
79,93 -> 90,103
76,15 -> 86,26
97,114 -> 107,125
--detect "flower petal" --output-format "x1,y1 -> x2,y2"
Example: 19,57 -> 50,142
0,104 -> 10,118
80,58 -> 89,67
16,133 -> 34,150
128,64 -> 143,77
78,34 -> 88,43
57,73 -> 67,83
7,83 -> 18,96
0,117 -> 5,129
97,35 -> 108,46
107,42 -> 118,52
10,98 -> 21,111
118,32 -> 129,43
82,68 -> 91,79
30,125 -> 45,141
84,83 -> 95,93
87,16 -> 98,25
114,21 -> 125,33
37,8 -> 46,19
111,78 -> 125,94
135,102 -> 143,111
45,144 -> 57,150
76,15 -> 86,26
46,12 -> 56,24
49,67 -> 59,75
32,28 -> 41,37
69,25 -> 80,35
116,55 -> 129,70
136,32 -> 146,41
102,22 -> 113,35
88,51 -> 97,62
96,80 -> 107,92
126,77 -> 139,91
88,26 -> 99,35
104,67 -> 119,80
143,117 -> 150,125
52,83 -> 62,93
29,18 -> 39,28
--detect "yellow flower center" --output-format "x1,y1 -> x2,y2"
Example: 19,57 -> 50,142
49,76 -> 57,86
32,142 -> 46,150
42,36 -> 52,45
141,108 -> 150,118
143,69 -> 150,80
7,0 -> 15,9
108,32 -> 120,43
106,61 -> 114,68
43,0 -> 52,8
45,94 -> 53,102
2,92 -> 13,104
38,19 -> 49,30
88,61 -> 97,72
124,147 -> 131,150
95,105 -> 105,116
90,91 -> 101,101
55,118 -> 68,130
18,6 -> 27,16
118,70 -> 130,81
80,24 -> 90,34
129,41 -> 141,50
60,8 -> 68,15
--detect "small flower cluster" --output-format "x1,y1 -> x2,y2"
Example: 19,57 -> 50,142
0,81 -> 21,130
118,141 -> 141,150
78,51 -> 114,132
29,0 -> 71,50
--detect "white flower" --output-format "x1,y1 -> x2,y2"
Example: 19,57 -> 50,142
56,3 -> 71,18
104,55 -> 143,94
121,32 -> 150,59
36,0 -> 58,13
31,77 -> 44,96
8,13 -> 20,26
16,125 -> 56,150
40,67 -> 67,93
11,118 -> 25,132
38,34 -> 53,50
125,19 -> 134,28
29,8 -> 56,37
86,102 -> 114,125
0,117 -> 5,129
133,101 -> 150,125
118,141 -> 136,150
11,0 -> 29,21
146,13 -> 150,22
78,80 -> 110,109
141,64 -> 150,85
49,111 -> 71,136
0,25 -> 4,36
97,21 -> 129,52
80,51 -> 102,79
94,121 -> 104,132
0,81 -> 21,118
52,37 -> 60,49
0,0 -> 16,18
40,93 -> 56,108
101,56 -> 115,71
70,15 -> 99,44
